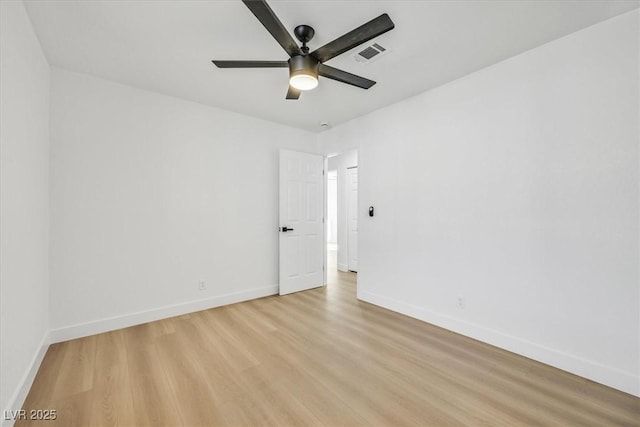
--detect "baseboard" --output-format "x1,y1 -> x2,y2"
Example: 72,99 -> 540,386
2,332 -> 50,427
49,285 -> 278,343
337,263 -> 349,272
358,289 -> 639,397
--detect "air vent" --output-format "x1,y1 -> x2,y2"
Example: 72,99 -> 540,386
353,43 -> 390,64
359,46 -> 380,60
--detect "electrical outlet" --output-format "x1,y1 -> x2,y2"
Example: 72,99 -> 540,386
457,296 -> 465,309
198,280 -> 206,291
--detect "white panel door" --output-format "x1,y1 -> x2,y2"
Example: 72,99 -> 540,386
279,150 -> 324,295
347,167 -> 358,272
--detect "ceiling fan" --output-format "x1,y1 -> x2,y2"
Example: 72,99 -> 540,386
212,0 -> 395,100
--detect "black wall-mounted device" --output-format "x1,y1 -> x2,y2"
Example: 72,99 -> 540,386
369,206 -> 374,217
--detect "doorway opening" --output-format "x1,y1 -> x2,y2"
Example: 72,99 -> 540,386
326,149 -> 358,287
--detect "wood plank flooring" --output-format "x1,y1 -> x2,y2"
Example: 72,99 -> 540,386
17,261 -> 640,426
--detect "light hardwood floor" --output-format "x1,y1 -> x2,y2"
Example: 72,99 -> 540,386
17,258 -> 640,426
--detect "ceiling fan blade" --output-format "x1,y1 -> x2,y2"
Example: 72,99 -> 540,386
242,0 -> 301,57
318,64 -> 376,89
286,86 -> 301,100
311,13 -> 394,63
212,60 -> 288,68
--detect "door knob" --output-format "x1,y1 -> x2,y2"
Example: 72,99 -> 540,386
281,227 -> 294,232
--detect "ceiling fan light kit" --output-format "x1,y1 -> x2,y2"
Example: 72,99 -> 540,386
212,0 -> 395,100
289,55 -> 318,91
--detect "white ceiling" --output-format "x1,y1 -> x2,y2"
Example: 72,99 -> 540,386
24,0 -> 639,132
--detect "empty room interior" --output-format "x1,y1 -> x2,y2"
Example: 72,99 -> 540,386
1,0 -> 639,425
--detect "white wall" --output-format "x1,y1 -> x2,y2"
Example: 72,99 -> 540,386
0,0 -> 51,420
49,68 -> 317,340
328,150 -> 358,271
319,10 -> 639,396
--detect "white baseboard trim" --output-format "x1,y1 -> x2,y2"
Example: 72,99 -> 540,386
49,285 -> 278,343
337,263 -> 349,272
2,332 -> 50,427
358,289 -> 639,397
